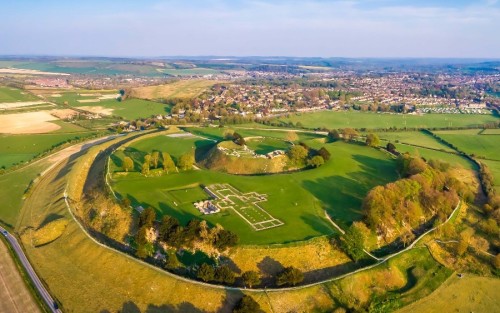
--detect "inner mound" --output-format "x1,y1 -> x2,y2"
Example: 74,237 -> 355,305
200,137 -> 296,175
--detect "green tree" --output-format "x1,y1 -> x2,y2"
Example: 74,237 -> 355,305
328,129 -> 340,142
341,128 -> 359,141
317,147 -> 331,161
144,154 -> 151,166
339,225 -> 365,262
286,131 -> 299,143
135,243 -> 149,259
242,271 -> 261,288
178,152 -> 195,170
308,155 -> 325,168
233,295 -> 262,313
233,132 -> 246,146
365,133 -> 380,147
287,145 -> 308,165
197,263 -> 215,282
164,251 -> 181,270
141,162 -> 150,175
387,142 -> 397,153
151,151 -> 160,168
122,156 -> 134,172
139,207 -> 156,228
276,266 -> 304,286
213,229 -> 239,250
214,265 -> 236,284
162,152 -> 176,173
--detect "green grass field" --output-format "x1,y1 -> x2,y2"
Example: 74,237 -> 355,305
185,126 -> 324,142
374,131 -> 455,152
276,111 -> 499,129
111,134 -> 214,171
394,144 -> 476,170
0,86 -> 39,103
245,137 -> 290,154
50,91 -> 171,119
111,134 -> 398,244
0,131 -> 98,169
434,130 -> 500,161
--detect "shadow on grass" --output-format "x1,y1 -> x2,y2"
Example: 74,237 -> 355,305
37,213 -> 65,229
101,288 -> 246,313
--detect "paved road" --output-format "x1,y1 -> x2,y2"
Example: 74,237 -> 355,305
0,226 -> 60,312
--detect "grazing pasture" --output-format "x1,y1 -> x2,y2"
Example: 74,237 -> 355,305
374,130 -> 455,152
0,131 -> 97,169
0,86 -> 39,103
50,91 -> 171,119
434,130 -> 500,161
276,111 -> 499,129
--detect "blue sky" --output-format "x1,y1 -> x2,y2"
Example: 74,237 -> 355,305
1,0 -> 499,58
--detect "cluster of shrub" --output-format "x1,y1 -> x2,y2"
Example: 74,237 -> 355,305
122,150 -> 194,175
134,208 -> 239,259
286,142 -> 331,168
194,263 -> 304,288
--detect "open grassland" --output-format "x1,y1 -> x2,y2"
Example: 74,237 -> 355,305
0,163 -> 47,227
481,159 -> 500,193
245,137 -> 290,154
132,79 -> 223,100
394,143 -> 476,170
51,91 -> 170,119
11,135 -> 461,313
397,275 -> 500,313
111,136 -> 398,244
18,143 -> 450,313
0,238 -> 41,313
325,248 -> 453,312
276,111 -> 499,129
434,129 -> 500,161
185,126 -> 325,142
112,134 -> 214,171
374,130 -> 455,152
0,86 -> 38,103
0,131 -> 98,169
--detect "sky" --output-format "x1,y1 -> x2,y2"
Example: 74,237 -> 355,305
1,0 -> 499,58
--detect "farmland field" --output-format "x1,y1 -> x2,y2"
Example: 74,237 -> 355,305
110,135 -> 398,244
0,238 -> 41,313
434,129 -> 500,161
276,111 -> 499,129
373,130 -> 456,152
131,79 -> 223,100
49,91 -> 171,119
0,131 -> 97,169
0,86 -> 39,103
